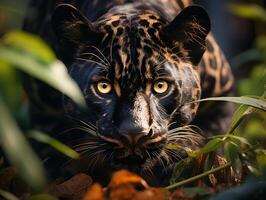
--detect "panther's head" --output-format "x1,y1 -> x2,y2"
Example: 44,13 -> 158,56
52,4 -> 210,175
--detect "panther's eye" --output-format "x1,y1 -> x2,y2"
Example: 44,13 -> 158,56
97,81 -> 112,94
153,80 -> 168,94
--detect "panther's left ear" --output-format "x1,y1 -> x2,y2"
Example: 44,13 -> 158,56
160,6 -> 210,65
52,4 -> 103,55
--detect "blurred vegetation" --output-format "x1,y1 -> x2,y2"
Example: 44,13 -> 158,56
0,1 -> 265,200
166,2 -> 266,199
0,0 -> 83,195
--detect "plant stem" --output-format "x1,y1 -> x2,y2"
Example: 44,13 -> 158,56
165,162 -> 231,190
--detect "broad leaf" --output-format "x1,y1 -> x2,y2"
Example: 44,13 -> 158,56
0,31 -> 86,108
224,142 -> 242,178
226,105 -> 249,134
199,138 -> 223,154
0,97 -> 46,190
2,31 -> 55,64
0,61 -> 22,111
227,135 -> 251,146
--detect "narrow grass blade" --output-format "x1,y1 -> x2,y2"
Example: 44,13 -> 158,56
29,130 -> 79,159
195,96 -> 266,111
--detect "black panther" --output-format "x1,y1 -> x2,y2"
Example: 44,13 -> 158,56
23,0 -> 234,185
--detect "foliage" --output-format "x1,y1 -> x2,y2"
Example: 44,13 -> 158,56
0,31 -> 84,192
227,4 -> 266,22
164,2 -> 266,199
0,1 -> 265,200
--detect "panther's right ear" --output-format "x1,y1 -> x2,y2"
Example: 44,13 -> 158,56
52,4 -> 102,49
160,6 -> 210,65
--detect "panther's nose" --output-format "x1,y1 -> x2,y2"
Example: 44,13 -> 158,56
118,127 -> 150,147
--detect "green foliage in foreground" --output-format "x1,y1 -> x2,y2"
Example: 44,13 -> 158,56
0,31 -> 84,191
0,1 -> 265,200
164,3 -> 266,198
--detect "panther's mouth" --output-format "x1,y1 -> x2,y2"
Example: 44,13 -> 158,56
111,147 -> 145,164
109,144 -> 165,172
111,154 -> 146,171
118,154 -> 144,164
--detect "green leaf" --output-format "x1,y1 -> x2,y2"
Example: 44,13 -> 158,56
227,105 -> 248,133
25,194 -> 58,200
256,36 -> 266,53
256,149 -> 266,171
199,138 -> 224,154
237,65 -> 266,96
0,190 -> 19,200
0,60 -> 22,111
0,97 -> 46,190
245,118 -> 266,142
227,3 -> 266,21
227,135 -> 251,146
203,154 -> 212,171
2,31 -> 55,64
0,43 -> 86,108
224,142 -> 242,177
165,143 -> 184,150
196,96 -> 266,111
29,130 -> 79,159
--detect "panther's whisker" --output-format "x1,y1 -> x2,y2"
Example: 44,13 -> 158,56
74,144 -> 105,151
75,58 -> 109,69
73,142 -> 105,149
90,151 -> 101,170
64,115 -> 97,130
153,151 -> 166,172
77,119 -> 97,130
142,153 -> 155,175
73,126 -> 98,137
168,128 -> 202,135
168,138 -> 201,146
168,125 -> 201,131
167,130 -> 201,136
161,150 -> 171,166
168,130 -> 199,136
164,148 -> 183,162
154,59 -> 167,71
74,144 -> 103,152
168,135 -> 202,141
59,127 -> 98,138
84,45 -> 111,66
168,133 -> 202,140
80,150 -> 99,171
167,132 -> 201,138
80,52 -> 109,66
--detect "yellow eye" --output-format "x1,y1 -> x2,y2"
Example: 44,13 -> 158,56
97,81 -> 112,94
153,80 -> 168,94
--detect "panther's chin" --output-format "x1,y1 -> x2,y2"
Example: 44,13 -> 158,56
110,154 -> 147,172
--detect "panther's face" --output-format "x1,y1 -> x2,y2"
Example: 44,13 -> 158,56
52,4 -> 210,173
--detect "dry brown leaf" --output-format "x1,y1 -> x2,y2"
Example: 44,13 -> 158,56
82,183 -> 105,200
49,173 -> 92,200
108,170 -> 149,190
